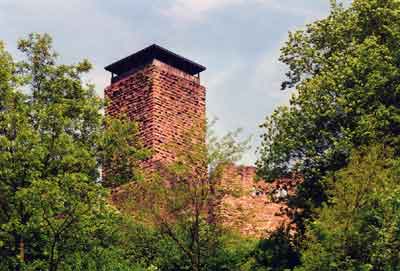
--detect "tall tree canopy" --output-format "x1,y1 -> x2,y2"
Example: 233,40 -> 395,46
257,0 -> 400,220
0,33 -> 147,270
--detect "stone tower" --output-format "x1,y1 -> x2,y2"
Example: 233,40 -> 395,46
104,44 -> 295,237
104,44 -> 206,168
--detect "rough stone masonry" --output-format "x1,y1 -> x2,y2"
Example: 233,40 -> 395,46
104,44 -> 294,236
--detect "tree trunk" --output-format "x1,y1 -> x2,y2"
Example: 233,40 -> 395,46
192,255 -> 200,271
19,237 -> 24,263
48,236 -> 58,271
15,234 -> 24,271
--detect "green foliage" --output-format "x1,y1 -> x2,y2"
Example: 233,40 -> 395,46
257,0 -> 400,222
0,33 -> 146,270
109,217 -> 257,271
295,145 -> 400,271
202,232 -> 256,271
100,117 -> 150,188
250,227 -> 300,271
120,120 -> 252,271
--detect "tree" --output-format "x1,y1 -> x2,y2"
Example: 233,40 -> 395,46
118,120 -> 251,271
257,0 -> 400,225
0,34 -> 146,270
295,145 -> 400,271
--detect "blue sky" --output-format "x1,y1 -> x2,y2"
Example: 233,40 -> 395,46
0,0 -> 333,164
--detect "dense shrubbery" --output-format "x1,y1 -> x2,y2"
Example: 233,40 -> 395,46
295,146 -> 400,271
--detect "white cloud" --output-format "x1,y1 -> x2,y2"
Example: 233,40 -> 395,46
163,0 -> 245,21
163,0 -> 329,22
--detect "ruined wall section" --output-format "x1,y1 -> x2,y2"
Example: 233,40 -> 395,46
219,164 -> 298,237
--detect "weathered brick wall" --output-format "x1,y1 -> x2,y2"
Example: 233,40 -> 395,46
219,164 -> 298,237
105,59 -> 206,168
151,60 -> 206,164
105,64 -> 156,152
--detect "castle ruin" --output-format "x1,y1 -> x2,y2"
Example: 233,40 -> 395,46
104,44 -> 294,236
